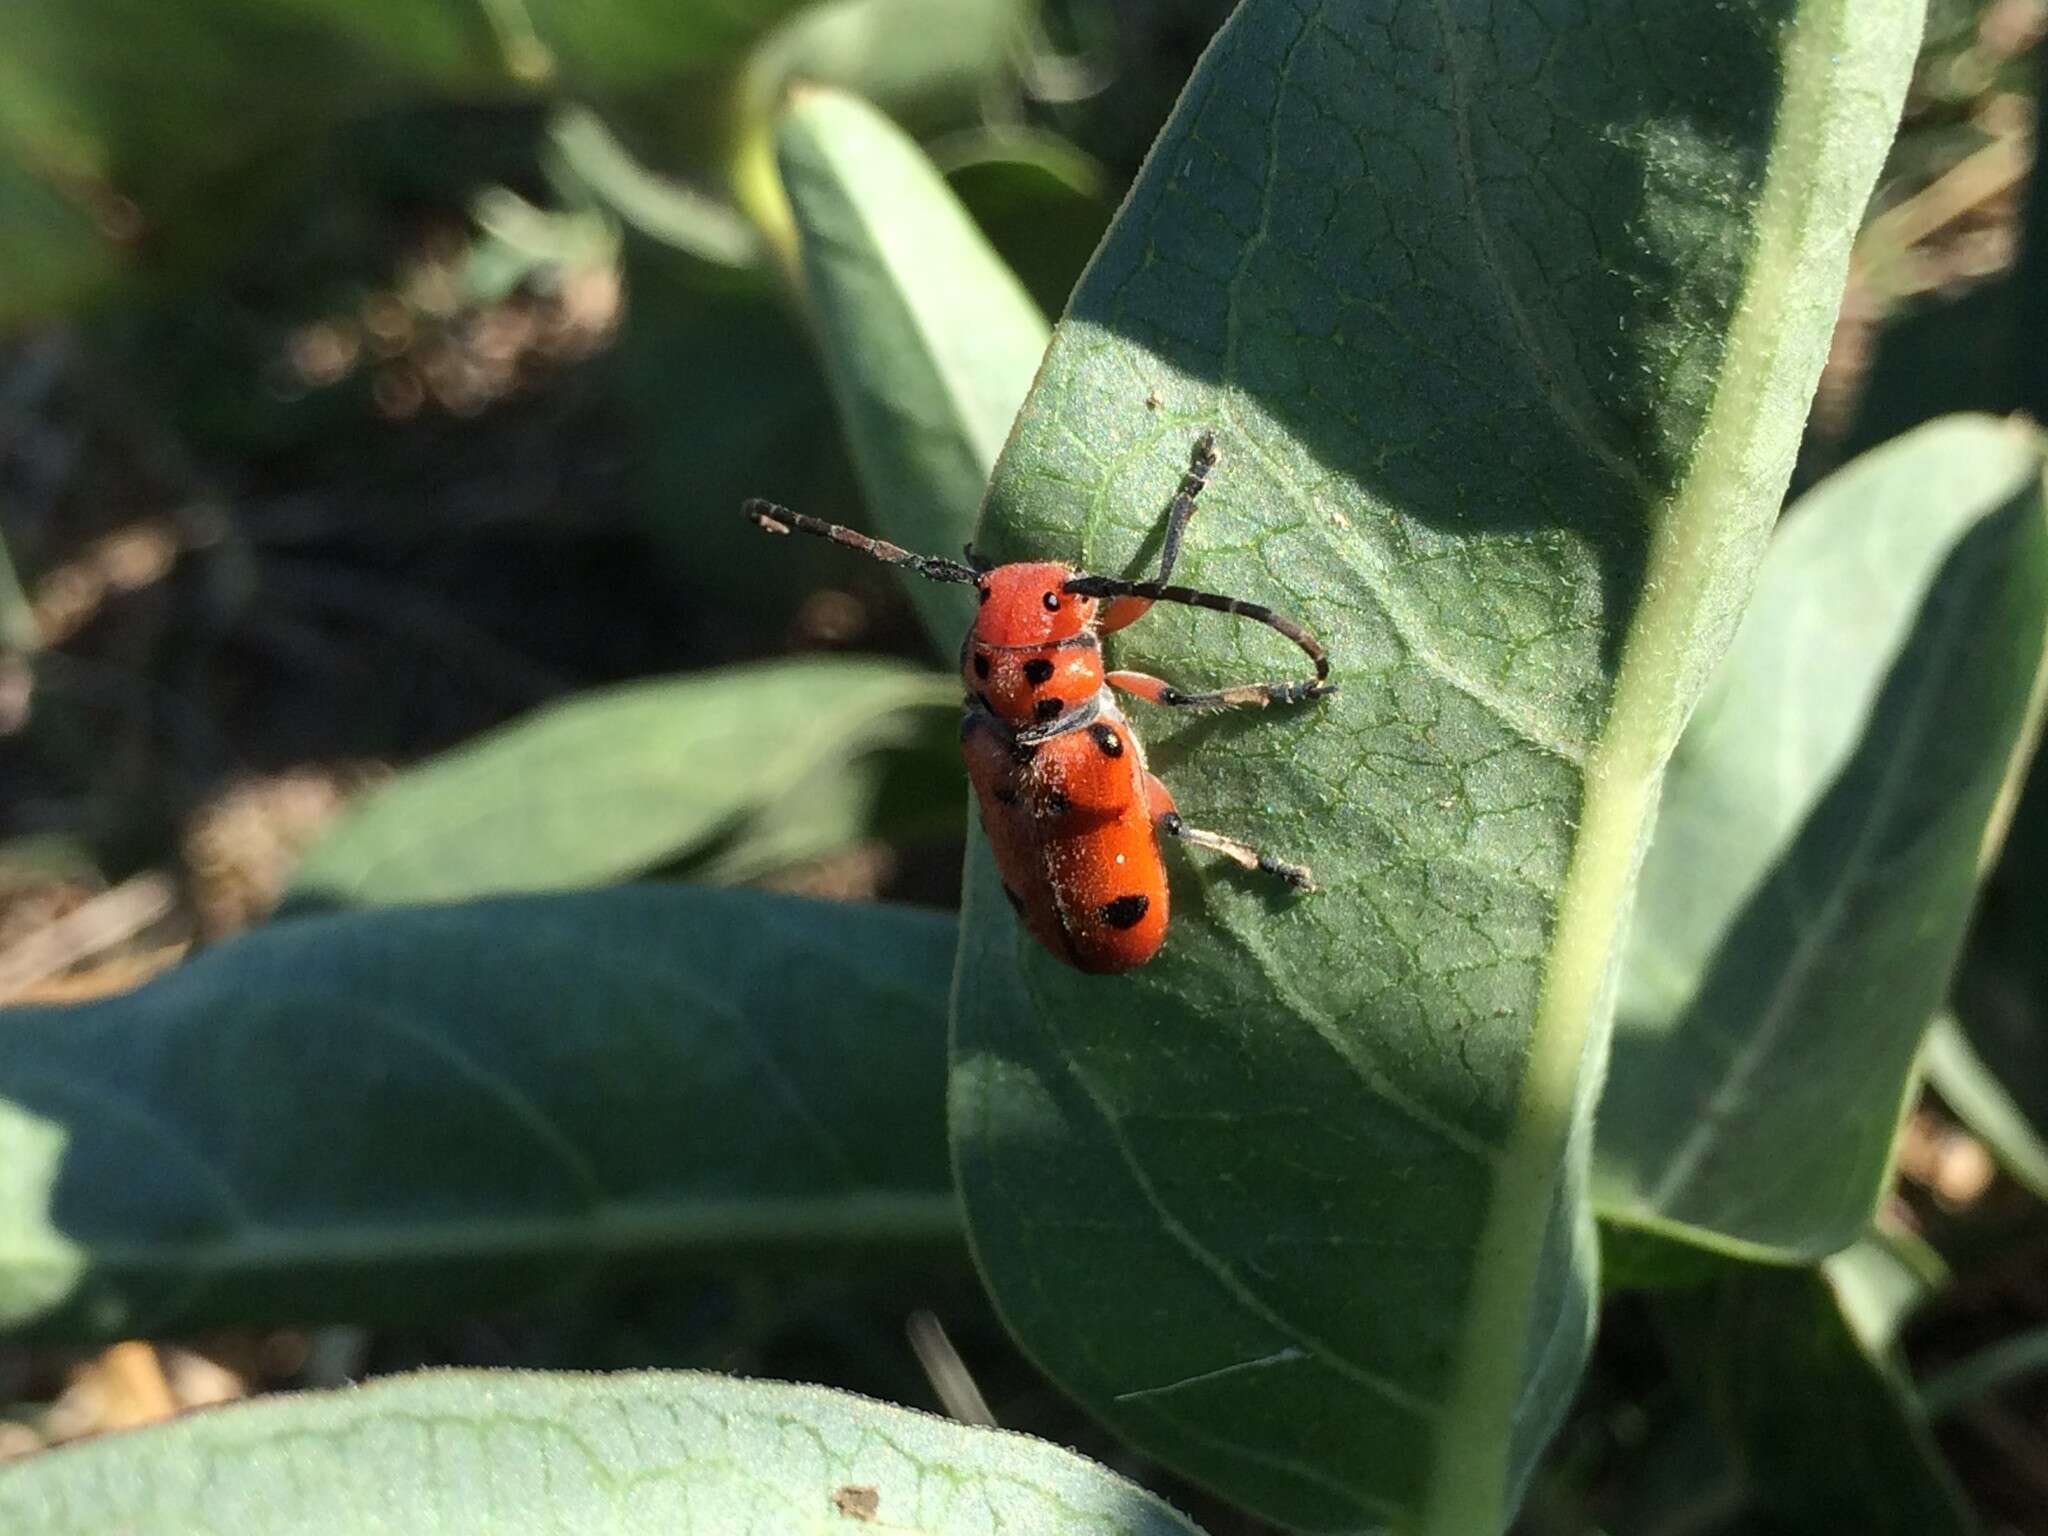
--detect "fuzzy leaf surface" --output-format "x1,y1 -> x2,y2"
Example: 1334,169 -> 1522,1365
0,1370 -> 1206,1535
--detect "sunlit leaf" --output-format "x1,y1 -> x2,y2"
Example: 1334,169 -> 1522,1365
289,658 -> 956,909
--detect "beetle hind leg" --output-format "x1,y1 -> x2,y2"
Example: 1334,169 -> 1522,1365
1144,774 -> 1315,891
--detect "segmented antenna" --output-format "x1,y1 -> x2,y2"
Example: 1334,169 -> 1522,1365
744,500 -> 981,585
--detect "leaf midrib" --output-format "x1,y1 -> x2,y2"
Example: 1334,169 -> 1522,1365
5,1194 -> 964,1275
1420,1 -> 1877,1527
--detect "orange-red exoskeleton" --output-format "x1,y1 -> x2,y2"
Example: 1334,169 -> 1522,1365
745,431 -> 1334,973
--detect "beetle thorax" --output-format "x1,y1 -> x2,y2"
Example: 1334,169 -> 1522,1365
962,562 -> 1106,730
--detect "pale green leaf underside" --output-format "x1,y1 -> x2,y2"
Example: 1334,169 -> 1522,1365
1599,416 -> 2048,1260
0,887 -> 957,1339
777,85 -> 1049,649
288,658 -> 957,909
0,1370 -> 1207,1536
949,1 -> 1920,1531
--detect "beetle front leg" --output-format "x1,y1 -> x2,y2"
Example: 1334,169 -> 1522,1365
1110,669 -> 1336,711
1100,430 -> 1220,634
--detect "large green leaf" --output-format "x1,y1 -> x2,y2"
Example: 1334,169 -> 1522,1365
1598,416 -> 2048,1259
288,658 -> 956,909
948,2 -> 1920,1531
775,87 -> 1050,648
0,1369 -> 1206,1535
0,886 -> 958,1339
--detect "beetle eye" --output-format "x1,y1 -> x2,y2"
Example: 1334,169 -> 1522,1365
1042,591 -> 1060,612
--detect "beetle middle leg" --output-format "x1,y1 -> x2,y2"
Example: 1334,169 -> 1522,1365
1143,772 -> 1315,890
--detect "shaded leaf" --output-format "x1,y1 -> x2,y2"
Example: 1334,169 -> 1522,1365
948,1 -> 1921,1530
776,87 -> 1050,647
0,886 -> 958,1338
1660,1255 -> 1979,1536
1599,416 -> 2048,1259
936,128 -> 1113,316
0,1369 -> 1207,1535
1921,1325 -> 2048,1422
289,658 -> 956,909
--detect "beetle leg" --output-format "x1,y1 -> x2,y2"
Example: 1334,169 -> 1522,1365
1110,669 -> 1336,711
1100,430 -> 1219,634
1146,775 -> 1314,891
1141,771 -> 1178,819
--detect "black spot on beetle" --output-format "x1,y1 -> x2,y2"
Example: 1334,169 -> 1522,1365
973,652 -> 991,680
1022,658 -> 1054,686
1034,697 -> 1065,723
1002,885 -> 1025,915
1042,590 -> 1061,612
1091,723 -> 1123,757
1099,894 -> 1149,929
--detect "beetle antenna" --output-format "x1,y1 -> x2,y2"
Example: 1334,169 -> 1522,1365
744,500 -> 981,585
1061,574 -> 1329,681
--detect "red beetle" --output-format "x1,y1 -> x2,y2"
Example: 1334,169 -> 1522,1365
746,432 -> 1334,972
